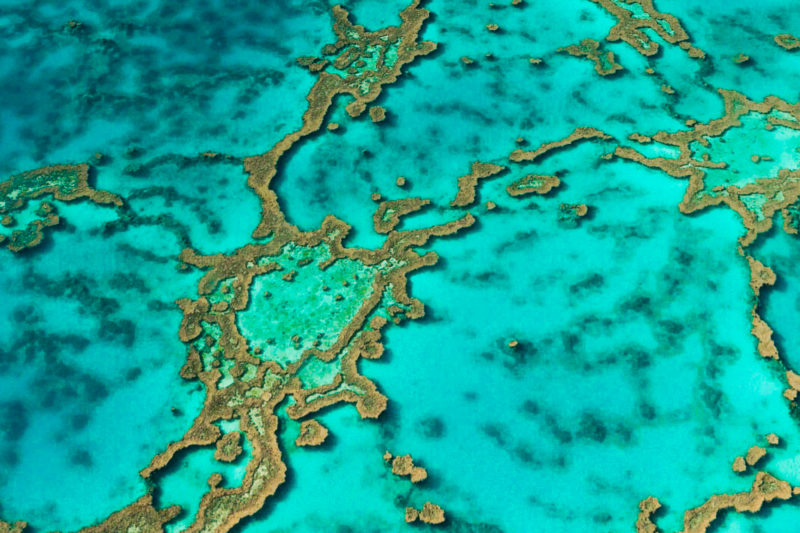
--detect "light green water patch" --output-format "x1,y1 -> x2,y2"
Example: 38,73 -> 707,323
384,40 -> 399,69
297,352 -> 343,390
740,193 -> 770,221
693,112 -> 800,190
238,243 -> 392,367
625,141 -> 683,160
657,19 -> 674,36
207,277 -> 236,306
611,0 -> 651,20
297,286 -> 407,391
325,42 -> 387,81
598,52 -> 616,72
305,380 -> 365,403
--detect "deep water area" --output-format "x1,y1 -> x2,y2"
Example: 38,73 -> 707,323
3,0 -> 800,532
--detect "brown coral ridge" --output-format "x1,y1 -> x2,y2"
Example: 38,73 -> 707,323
557,38 -> 624,76
745,445 -> 767,467
369,106 -> 387,123
373,197 -> 431,233
0,521 -> 26,533
589,0 -> 705,59
636,496 -> 661,533
295,419 -> 329,447
509,127 -> 612,163
0,164 -> 122,252
636,472 -> 795,533
450,161 -> 507,207
785,370 -> 800,401
137,209 -> 475,532
388,453 -> 428,483
506,174 -> 561,197
246,1 -> 436,240
614,89 -> 800,248
405,502 -> 446,525
774,33 -> 800,50
215,431 -> 243,462
79,494 -> 180,533
747,257 -> 779,360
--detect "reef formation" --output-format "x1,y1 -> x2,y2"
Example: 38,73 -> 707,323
0,164 -> 121,252
4,0 -> 800,531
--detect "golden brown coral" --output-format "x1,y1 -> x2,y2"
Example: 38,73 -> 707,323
589,0 -> 704,59
80,494 -> 180,533
245,1 -> 437,240
635,471 -> 796,533
747,257 -> 779,360
635,496 -> 661,533
509,127 -> 611,163
295,419 -> 329,447
215,431 -> 243,462
614,89 -> 800,249
369,106 -> 387,123
506,174 -> 561,197
372,197 -> 430,233
774,33 -> 800,50
745,446 -> 767,467
390,453 -> 428,483
557,38 -> 623,76
0,163 -> 122,253
681,472 -> 793,533
450,161 -> 507,207
419,502 -> 446,524
0,521 -> 26,533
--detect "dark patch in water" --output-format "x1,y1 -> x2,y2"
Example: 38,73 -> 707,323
577,413 -> 607,443
418,416 -> 445,439
70,448 -> 93,467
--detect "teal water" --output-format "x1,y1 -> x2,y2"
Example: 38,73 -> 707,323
3,1 -> 800,532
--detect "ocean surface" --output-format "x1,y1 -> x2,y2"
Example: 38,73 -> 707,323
3,0 -> 800,532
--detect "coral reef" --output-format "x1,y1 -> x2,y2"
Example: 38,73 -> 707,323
81,494 -> 180,533
559,203 -> 589,227
614,89 -> 800,248
745,445 -> 767,467
369,106 -> 387,123
450,162 -> 507,207
135,204 -> 474,531
387,452 -> 428,483
372,197 -> 430,233
557,38 -> 623,76
635,472 -> 796,533
295,419 -> 329,447
509,127 -> 611,163
589,0 -> 705,59
419,502 -> 446,524
0,164 -> 122,252
747,257 -> 778,360
246,0 -> 437,239
215,431 -> 243,462
405,502 -> 446,525
774,33 -> 800,50
506,174 -> 561,197
0,521 -> 26,533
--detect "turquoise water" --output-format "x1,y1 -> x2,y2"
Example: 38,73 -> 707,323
3,1 -> 800,532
